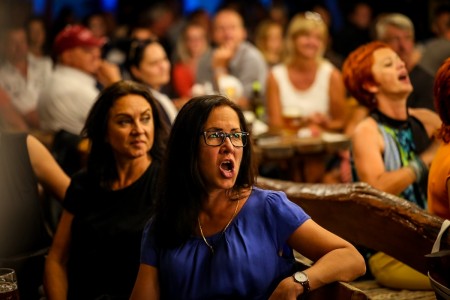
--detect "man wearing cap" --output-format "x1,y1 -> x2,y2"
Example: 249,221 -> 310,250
38,24 -> 120,135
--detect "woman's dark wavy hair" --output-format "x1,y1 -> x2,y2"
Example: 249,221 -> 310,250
434,58 -> 450,143
152,95 -> 255,248
81,80 -> 169,188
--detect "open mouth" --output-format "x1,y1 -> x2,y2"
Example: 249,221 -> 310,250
220,160 -> 235,172
398,73 -> 409,82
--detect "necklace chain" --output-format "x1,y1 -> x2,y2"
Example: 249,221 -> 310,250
198,199 -> 240,254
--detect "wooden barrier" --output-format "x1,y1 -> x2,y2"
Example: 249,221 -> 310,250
257,177 -> 449,276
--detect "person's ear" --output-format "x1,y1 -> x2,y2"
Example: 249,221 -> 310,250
363,82 -> 378,93
130,65 -> 140,81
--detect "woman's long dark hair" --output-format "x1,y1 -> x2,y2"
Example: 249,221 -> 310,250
82,80 -> 169,188
152,95 -> 255,248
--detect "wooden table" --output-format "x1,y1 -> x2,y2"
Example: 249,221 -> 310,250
253,132 -> 351,183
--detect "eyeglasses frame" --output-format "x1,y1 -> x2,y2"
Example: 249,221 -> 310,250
201,131 -> 250,147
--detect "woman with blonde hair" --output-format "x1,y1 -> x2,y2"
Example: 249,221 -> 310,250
266,12 -> 347,182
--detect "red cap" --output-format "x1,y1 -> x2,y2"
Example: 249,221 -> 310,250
53,25 -> 106,55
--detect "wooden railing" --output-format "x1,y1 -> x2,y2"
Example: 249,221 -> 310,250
257,177 -> 450,299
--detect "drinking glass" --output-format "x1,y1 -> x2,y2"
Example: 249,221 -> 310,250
282,107 -> 304,134
0,268 -> 19,300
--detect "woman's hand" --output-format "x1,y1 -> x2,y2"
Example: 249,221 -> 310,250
268,276 -> 303,300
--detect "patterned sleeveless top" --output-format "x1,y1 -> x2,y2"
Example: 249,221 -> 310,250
352,110 -> 431,208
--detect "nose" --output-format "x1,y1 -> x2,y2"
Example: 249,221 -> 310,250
397,58 -> 406,69
132,122 -> 145,134
220,136 -> 235,153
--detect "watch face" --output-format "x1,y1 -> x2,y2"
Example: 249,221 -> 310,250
294,272 -> 308,283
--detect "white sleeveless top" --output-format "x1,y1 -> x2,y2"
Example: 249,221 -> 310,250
271,60 -> 333,117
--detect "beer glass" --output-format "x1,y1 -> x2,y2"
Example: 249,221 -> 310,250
0,268 -> 19,300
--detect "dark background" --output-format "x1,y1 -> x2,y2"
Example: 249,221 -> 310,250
0,0 -> 447,43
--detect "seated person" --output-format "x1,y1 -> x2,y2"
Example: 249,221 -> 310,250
196,8 -> 268,110
130,95 -> 366,299
428,58 -> 450,220
127,39 -> 179,124
172,22 -> 210,99
44,81 -> 170,299
342,41 -> 441,290
266,12 -> 347,134
0,24 -> 52,130
265,12 -> 348,183
0,132 -> 70,299
38,25 -> 120,136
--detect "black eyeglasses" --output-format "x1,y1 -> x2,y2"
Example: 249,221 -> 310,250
202,131 -> 249,147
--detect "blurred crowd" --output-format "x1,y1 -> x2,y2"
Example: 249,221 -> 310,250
1,0 -> 450,298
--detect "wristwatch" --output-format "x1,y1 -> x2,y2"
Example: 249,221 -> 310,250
293,271 -> 310,296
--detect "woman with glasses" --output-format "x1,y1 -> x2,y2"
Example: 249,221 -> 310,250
44,81 -> 169,299
130,95 -> 365,299
127,39 -> 178,125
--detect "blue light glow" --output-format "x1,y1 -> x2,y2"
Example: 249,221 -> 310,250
33,0 -> 46,15
101,0 -> 118,12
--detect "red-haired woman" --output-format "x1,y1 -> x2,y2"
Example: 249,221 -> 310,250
342,41 -> 440,290
428,58 -> 450,220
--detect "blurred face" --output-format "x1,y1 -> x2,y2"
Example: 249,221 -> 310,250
106,94 -> 154,160
185,25 -> 208,58
294,29 -> 324,59
198,105 -> 244,193
88,15 -> 107,38
433,12 -> 450,36
5,29 -> 28,63
351,3 -> 372,29
28,20 -> 46,48
132,43 -> 170,90
213,11 -> 246,48
370,47 -> 412,97
61,46 -> 102,75
381,25 -> 414,64
265,24 -> 283,54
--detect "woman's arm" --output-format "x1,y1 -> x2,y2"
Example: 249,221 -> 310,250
269,219 -> 366,299
27,135 -> 70,201
326,68 -> 348,131
266,71 -> 284,129
44,210 -> 73,300
130,264 -> 160,300
352,118 -> 418,195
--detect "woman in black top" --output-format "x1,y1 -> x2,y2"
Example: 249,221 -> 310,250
44,80 -> 169,299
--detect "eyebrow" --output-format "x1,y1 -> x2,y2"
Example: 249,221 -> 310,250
204,127 -> 241,132
113,108 -> 152,117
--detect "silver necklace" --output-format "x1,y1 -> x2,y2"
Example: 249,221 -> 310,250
198,199 -> 240,254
